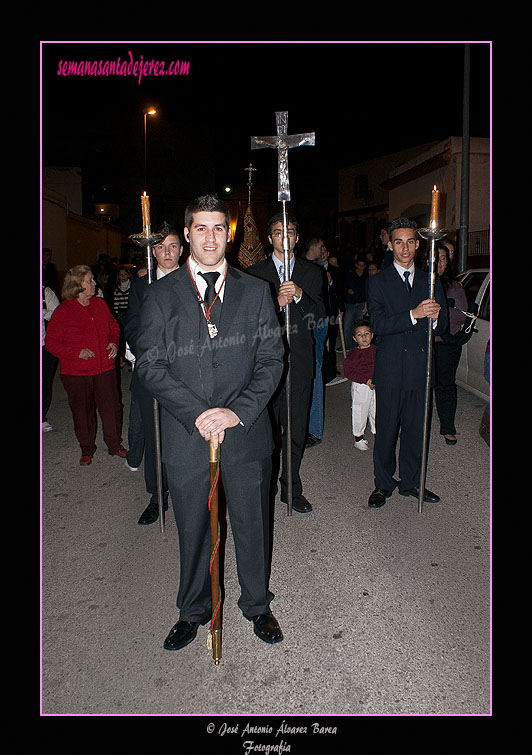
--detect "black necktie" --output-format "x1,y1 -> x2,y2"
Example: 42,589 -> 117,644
404,270 -> 412,293
199,271 -> 221,328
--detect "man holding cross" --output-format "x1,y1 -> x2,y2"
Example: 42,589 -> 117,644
248,112 -> 324,515
135,194 -> 285,650
247,214 -> 325,514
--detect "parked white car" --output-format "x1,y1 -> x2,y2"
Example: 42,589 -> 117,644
455,268 -> 490,402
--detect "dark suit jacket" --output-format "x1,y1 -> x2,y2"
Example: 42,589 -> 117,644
246,255 -> 325,385
326,264 -> 344,316
366,264 -> 448,391
123,275 -> 148,358
134,264 -> 284,466
122,274 -> 150,393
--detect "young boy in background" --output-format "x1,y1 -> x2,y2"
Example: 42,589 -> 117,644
343,320 -> 376,451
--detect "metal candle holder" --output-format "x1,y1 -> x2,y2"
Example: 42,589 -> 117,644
129,232 -> 164,249
416,225 -> 448,513
417,227 -> 448,242
129,232 -> 164,284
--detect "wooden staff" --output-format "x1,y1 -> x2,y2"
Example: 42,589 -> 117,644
338,311 -> 347,359
208,436 -> 222,665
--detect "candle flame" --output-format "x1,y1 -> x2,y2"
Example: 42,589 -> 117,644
433,185 -> 437,191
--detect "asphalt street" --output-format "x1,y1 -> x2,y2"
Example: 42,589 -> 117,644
41,360 -> 491,725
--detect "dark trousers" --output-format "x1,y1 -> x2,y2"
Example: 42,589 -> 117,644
373,386 -> 426,492
126,389 -> 145,467
323,321 -> 340,382
272,375 -> 312,502
131,379 -> 168,497
434,341 -> 462,435
166,454 -> 273,621
42,346 -> 58,421
61,370 -> 123,456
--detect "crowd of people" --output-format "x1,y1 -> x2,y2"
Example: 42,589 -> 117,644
42,198 -> 471,652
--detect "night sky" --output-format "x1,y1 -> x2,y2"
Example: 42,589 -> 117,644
41,41 -> 491,239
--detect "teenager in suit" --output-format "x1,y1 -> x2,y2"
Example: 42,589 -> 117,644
247,214 -> 325,514
122,224 -> 182,525
135,195 -> 285,651
366,217 -> 448,509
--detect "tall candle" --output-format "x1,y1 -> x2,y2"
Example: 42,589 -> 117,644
430,185 -> 440,228
141,192 -> 150,232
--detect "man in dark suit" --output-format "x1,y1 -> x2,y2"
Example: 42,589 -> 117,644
42,248 -> 59,294
366,217 -> 448,509
135,195 -> 285,651
123,224 -> 182,525
247,214 -> 325,514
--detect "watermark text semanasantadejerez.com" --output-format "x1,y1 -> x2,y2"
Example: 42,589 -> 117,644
56,50 -> 190,85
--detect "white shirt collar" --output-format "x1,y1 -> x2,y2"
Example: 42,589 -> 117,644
393,261 -> 415,281
272,253 -> 295,277
156,264 -> 179,279
188,257 -> 227,299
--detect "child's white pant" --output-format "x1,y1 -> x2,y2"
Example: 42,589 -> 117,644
351,382 -> 376,437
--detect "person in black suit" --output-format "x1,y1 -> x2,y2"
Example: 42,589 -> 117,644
123,224 -> 182,525
42,248 -> 59,294
135,195 -> 285,651
377,225 -> 395,269
322,252 -> 345,384
247,214 -> 325,514
366,217 -> 448,509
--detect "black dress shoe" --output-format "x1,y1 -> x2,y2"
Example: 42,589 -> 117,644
249,610 -> 283,644
368,488 -> 393,508
399,487 -> 441,503
281,495 -> 312,514
163,619 -> 201,651
137,496 -> 169,525
305,433 -> 322,448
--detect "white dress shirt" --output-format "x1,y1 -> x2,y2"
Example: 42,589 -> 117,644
393,261 -> 437,328
187,258 -> 227,303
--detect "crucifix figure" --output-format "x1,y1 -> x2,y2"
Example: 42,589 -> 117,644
244,162 -> 257,205
251,111 -> 315,201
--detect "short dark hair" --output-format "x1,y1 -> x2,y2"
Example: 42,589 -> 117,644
267,212 -> 299,237
388,217 -> 418,236
354,318 -> 373,333
184,194 -> 229,231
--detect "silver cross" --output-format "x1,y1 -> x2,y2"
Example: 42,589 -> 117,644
244,162 -> 257,204
251,112 -> 315,201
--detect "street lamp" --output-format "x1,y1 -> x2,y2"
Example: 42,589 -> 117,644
143,108 -> 157,190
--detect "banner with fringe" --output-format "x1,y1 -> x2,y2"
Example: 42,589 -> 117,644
237,204 -> 266,269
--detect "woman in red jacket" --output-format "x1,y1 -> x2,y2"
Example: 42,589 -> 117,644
45,265 -> 127,465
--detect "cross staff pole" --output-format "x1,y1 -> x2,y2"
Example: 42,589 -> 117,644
417,187 -> 447,514
245,162 -> 257,206
129,194 -> 166,532
208,436 -> 222,665
251,112 -> 315,517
